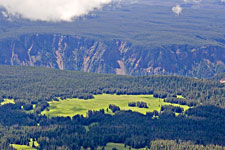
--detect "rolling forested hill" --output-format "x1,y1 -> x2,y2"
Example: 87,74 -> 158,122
0,65 -> 225,109
0,65 -> 224,149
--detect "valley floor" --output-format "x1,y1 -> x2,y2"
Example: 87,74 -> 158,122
41,94 -> 189,117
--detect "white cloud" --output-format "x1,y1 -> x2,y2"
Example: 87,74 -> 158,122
0,0 -> 120,22
221,0 -> 225,3
172,5 -> 183,15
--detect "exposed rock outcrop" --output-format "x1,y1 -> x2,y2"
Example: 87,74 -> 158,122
0,34 -> 224,78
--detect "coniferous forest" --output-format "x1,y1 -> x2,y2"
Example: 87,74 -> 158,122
0,65 -> 224,150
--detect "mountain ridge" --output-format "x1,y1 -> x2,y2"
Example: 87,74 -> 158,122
0,33 -> 224,78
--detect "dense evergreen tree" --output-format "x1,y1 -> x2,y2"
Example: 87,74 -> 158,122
109,105 -> 120,113
128,102 -> 148,108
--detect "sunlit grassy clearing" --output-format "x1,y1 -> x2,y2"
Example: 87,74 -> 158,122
10,139 -> 39,150
42,94 -> 190,117
177,95 -> 185,99
1,99 -> 15,105
10,144 -> 36,150
102,142 -> 146,150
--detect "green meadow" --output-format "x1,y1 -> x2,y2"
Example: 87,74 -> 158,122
1,99 -> 15,105
42,94 -> 190,117
177,95 -> 185,99
10,139 -> 39,150
10,144 -> 36,150
100,142 -> 146,150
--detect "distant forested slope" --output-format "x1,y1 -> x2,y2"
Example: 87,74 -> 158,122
0,66 -> 224,149
0,65 -> 224,114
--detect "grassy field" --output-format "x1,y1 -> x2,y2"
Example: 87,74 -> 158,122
98,142 -> 147,150
10,139 -> 38,150
42,94 -> 190,117
177,95 -> 185,99
1,99 -> 15,105
10,144 -> 37,150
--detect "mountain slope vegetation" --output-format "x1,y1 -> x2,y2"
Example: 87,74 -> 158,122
0,66 -> 224,149
0,65 -> 224,111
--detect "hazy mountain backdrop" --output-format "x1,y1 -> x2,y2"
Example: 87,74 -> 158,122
0,0 -> 224,78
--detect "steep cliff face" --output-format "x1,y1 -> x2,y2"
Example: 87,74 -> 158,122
0,34 -> 224,78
